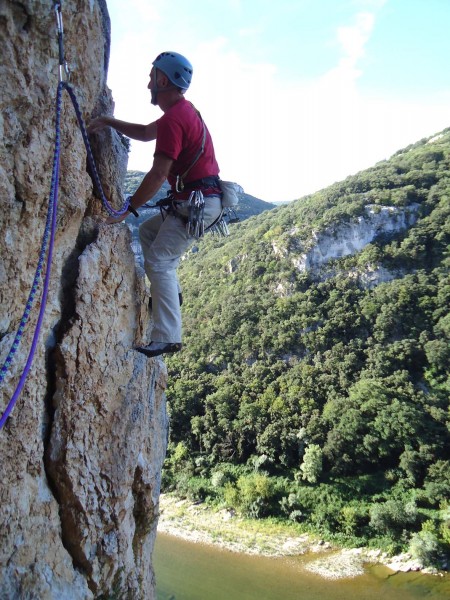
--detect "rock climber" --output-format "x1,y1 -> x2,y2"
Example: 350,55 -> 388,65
88,51 -> 222,358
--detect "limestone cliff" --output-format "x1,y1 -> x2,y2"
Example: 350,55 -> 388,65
272,203 -> 419,286
0,2 -> 167,598
291,204 -> 420,273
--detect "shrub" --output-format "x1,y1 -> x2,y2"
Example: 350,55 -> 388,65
423,461 -> 450,505
281,484 -> 347,533
289,509 -> 304,523
279,492 -> 300,518
369,499 -> 419,535
174,474 -> 213,502
409,522 -> 445,567
300,444 -> 323,483
309,498 -> 344,533
211,470 -> 230,489
223,473 -> 276,518
168,441 -> 189,468
223,482 -> 240,509
339,504 -> 370,537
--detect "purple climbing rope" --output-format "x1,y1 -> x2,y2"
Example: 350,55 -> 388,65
62,82 -> 129,218
0,82 -> 63,428
0,80 -> 131,429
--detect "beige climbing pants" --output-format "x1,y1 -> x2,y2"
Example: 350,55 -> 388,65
139,195 -> 222,343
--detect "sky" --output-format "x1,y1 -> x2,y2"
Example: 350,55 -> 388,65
105,0 -> 450,203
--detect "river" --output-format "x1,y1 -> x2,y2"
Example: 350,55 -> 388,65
154,533 -> 450,600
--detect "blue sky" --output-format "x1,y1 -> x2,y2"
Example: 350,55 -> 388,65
106,0 -> 450,203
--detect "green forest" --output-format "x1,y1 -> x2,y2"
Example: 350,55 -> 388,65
155,130 -> 450,567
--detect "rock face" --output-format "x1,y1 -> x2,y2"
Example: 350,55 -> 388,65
294,204 -> 420,272
272,204 -> 419,285
0,2 -> 167,598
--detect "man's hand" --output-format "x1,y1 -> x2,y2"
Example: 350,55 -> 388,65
87,116 -> 111,135
105,212 -> 128,225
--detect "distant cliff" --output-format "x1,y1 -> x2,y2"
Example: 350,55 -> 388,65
0,2 -> 166,598
272,203 -> 420,286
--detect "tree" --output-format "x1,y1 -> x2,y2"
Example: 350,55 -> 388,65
300,444 -> 323,483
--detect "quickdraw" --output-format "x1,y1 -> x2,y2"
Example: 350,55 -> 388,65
186,190 -> 205,238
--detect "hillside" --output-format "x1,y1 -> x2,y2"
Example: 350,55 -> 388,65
163,129 -> 450,565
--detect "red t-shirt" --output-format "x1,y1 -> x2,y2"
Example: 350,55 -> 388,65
154,98 -> 220,189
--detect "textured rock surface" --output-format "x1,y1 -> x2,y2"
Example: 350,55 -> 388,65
289,204 -> 420,273
0,2 -> 167,598
270,204 -> 419,287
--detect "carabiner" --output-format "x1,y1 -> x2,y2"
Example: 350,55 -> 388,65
175,175 -> 184,193
54,2 -> 70,81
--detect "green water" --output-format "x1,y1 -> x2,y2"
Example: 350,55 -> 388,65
154,533 -> 450,600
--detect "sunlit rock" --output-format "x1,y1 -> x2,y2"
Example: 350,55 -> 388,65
0,2 -> 167,597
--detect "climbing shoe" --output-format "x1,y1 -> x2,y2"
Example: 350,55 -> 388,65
148,293 -> 183,310
134,341 -> 182,358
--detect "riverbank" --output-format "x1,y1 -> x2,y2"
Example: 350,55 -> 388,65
157,494 -> 444,580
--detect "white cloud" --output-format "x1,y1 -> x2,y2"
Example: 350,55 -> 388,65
108,0 -> 449,203
337,12 -> 374,77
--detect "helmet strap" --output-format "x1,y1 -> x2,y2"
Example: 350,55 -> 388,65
151,68 -> 162,105
151,68 -> 184,105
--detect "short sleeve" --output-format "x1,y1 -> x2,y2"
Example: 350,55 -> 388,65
154,115 -> 183,160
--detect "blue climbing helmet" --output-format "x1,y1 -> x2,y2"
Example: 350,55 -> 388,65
152,51 -> 193,91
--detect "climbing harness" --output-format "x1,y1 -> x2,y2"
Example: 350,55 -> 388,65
154,191 -> 238,240
153,96 -> 243,237
0,2 -> 132,429
153,192 -> 206,240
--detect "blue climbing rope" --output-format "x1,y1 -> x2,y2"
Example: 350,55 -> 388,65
0,1 -> 132,429
0,82 -> 63,428
0,78 -> 131,429
62,81 -> 129,218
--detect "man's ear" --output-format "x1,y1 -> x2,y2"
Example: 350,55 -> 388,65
160,73 -> 170,88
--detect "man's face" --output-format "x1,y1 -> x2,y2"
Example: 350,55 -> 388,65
148,67 -> 156,91
148,67 -> 159,105
148,67 -> 167,105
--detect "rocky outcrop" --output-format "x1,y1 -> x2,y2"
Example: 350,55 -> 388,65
271,204 -> 419,286
296,204 -> 419,271
0,2 -> 166,598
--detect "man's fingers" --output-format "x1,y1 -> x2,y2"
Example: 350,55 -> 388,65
105,214 -> 127,225
87,117 -> 105,134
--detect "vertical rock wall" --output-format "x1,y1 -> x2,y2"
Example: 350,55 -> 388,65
0,2 -> 167,598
